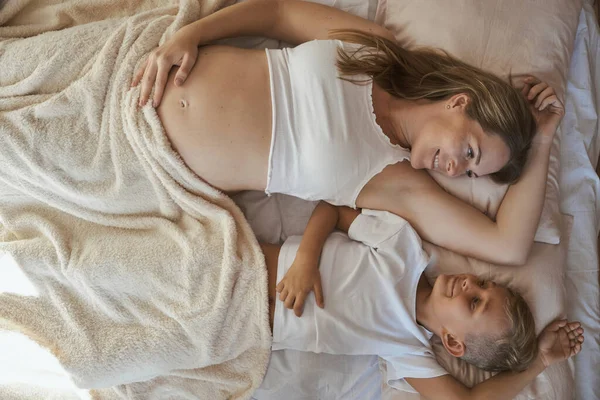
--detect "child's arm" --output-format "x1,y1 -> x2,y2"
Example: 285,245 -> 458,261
405,320 -> 584,400
277,201 -> 360,316
336,205 -> 362,234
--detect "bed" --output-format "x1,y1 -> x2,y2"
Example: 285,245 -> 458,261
243,1 -> 600,399
0,0 -> 598,399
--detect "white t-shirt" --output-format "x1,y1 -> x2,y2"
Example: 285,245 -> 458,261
272,209 -> 447,392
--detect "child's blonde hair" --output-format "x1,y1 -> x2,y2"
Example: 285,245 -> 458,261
461,288 -> 537,372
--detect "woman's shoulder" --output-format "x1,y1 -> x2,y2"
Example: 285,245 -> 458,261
357,160 -> 418,195
356,160 -> 440,206
355,161 -> 461,229
373,161 -> 433,189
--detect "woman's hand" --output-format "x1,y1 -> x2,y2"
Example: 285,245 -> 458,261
276,253 -> 324,317
537,319 -> 584,368
520,77 -> 565,145
132,27 -> 199,108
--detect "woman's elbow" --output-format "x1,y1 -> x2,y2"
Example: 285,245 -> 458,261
503,253 -> 528,266
500,241 -> 531,266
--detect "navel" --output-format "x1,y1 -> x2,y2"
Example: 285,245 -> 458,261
179,98 -> 188,109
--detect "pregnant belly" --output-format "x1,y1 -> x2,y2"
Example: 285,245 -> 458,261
156,45 -> 272,192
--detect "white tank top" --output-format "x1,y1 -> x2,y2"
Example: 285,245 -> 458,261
264,40 -> 410,207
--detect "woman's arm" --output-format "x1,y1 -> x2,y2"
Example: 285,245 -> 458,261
358,81 -> 563,266
361,142 -> 551,266
360,144 -> 549,265
406,320 -> 584,400
133,0 -> 393,106
181,0 -> 393,46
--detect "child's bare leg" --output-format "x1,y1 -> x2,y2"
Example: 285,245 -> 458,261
260,242 -> 281,331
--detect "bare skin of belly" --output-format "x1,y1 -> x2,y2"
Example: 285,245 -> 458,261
156,45 -> 272,193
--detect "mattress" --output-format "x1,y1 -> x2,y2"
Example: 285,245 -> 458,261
245,2 -> 600,399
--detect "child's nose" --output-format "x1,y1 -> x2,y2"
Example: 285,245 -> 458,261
462,276 -> 476,290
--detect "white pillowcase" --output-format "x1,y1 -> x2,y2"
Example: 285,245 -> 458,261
372,3 -> 580,395
374,0 -> 582,100
428,131 -> 562,244
375,0 -> 583,244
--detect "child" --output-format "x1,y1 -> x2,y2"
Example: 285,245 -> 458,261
260,201 -> 584,399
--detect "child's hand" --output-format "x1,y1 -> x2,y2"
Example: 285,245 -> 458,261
276,254 -> 324,317
537,319 -> 584,368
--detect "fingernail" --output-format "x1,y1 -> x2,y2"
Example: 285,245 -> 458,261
175,78 -> 182,86
152,101 -> 157,108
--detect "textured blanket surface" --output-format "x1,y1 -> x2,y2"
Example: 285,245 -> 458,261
0,1 -> 271,398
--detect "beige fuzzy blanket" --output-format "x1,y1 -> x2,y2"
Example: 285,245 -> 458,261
0,1 -> 271,399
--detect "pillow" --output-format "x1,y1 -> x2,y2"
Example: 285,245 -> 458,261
381,214 -> 573,399
375,0 -> 582,100
428,129 -> 562,244
375,0 -> 583,244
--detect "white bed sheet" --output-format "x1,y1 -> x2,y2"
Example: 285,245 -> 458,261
0,1 -> 595,399
560,2 -> 600,400
247,3 -> 600,400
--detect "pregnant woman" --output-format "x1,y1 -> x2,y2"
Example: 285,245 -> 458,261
132,0 -> 564,265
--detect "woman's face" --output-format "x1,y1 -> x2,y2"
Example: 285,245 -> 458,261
408,96 -> 511,178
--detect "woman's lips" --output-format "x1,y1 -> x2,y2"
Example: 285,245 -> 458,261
433,149 -> 440,170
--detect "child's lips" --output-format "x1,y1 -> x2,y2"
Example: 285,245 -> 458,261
450,276 -> 458,298
448,276 -> 456,299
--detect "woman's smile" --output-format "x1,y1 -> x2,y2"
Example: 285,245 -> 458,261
433,149 -> 440,170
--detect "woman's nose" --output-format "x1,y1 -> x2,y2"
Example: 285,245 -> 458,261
446,159 -> 460,177
447,158 -> 467,177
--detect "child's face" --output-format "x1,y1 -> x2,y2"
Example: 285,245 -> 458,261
430,274 -> 511,347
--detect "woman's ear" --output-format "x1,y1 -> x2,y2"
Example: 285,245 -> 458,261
441,329 -> 466,358
447,93 -> 471,110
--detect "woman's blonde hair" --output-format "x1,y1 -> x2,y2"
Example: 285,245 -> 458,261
330,30 -> 537,184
